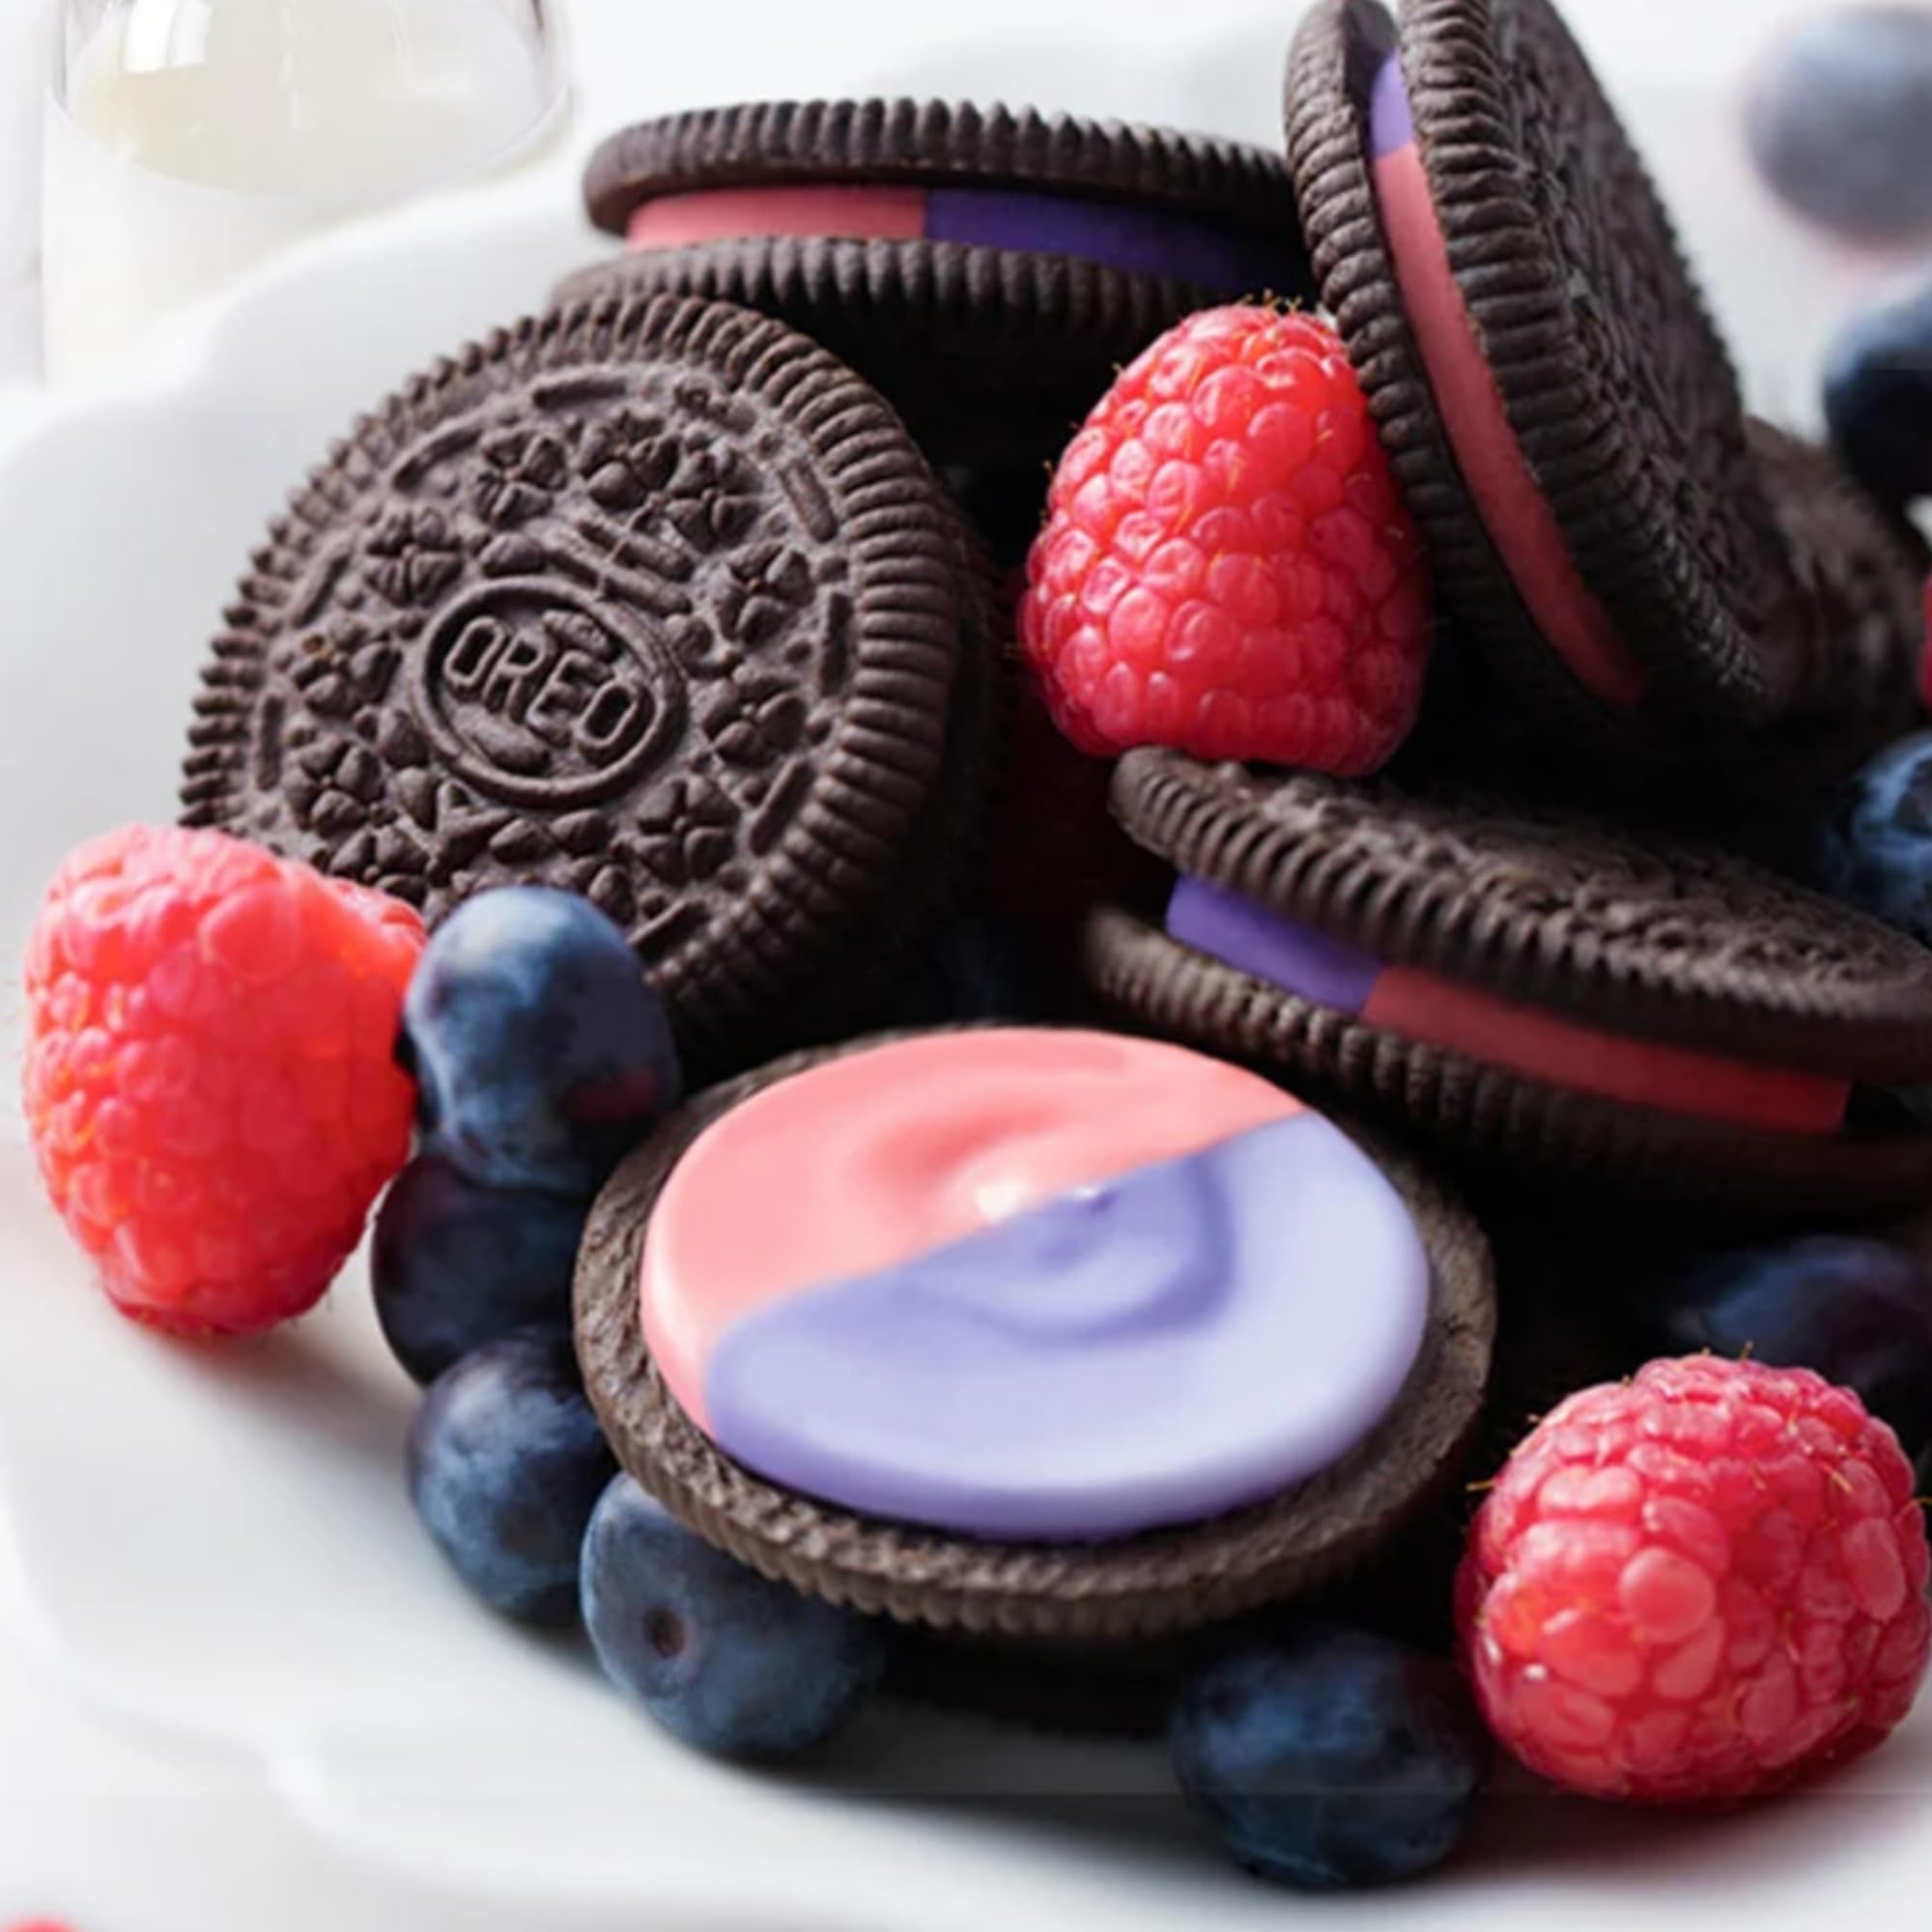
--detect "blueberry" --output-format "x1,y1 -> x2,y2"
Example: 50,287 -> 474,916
407,1329 -> 615,1626
1812,732 -> 1932,943
1169,1627 -> 1489,1890
373,1155 -> 590,1385
1747,8 -> 1932,243
581,1477 -> 887,1761
1823,272 -> 1932,505
1640,1236 -> 1932,1477
403,888 -> 682,1195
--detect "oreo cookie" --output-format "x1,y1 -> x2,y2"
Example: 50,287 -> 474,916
575,1027 -> 1495,1643
1284,0 -> 1924,781
559,100 -> 1313,475
1087,751 -> 1932,1216
180,294 -> 994,1076
1745,422 -> 1930,781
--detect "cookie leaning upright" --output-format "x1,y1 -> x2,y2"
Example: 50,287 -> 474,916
180,294 -> 994,1079
1088,751 -> 1932,1217
560,101 -> 1313,472
1284,0 -> 1923,780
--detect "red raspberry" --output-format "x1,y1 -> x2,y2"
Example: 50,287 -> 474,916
1018,304 -> 1433,774
22,826 -> 424,1338
1459,1356 -> 1931,1805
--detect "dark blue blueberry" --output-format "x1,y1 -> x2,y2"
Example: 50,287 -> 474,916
373,1155 -> 590,1385
1748,9 -> 1932,244
1169,1627 -> 1489,1890
581,1477 -> 886,1761
1823,272 -> 1932,505
408,1329 -> 615,1627
1812,732 -> 1932,943
402,887 -> 682,1195
1641,1236 -> 1932,1477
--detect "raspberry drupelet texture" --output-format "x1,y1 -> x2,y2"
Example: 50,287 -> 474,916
1019,304 -> 1434,773
1459,1357 -> 1931,1805
23,825 -> 424,1337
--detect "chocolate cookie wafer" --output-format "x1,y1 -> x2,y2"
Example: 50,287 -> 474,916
1285,0 -> 1923,781
576,1027 -> 1495,1643
559,100 -> 1313,475
1087,751 -> 1932,1216
180,294 -> 994,1078
1741,423 -> 1930,801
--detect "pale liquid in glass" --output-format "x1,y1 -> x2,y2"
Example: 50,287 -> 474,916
43,0 -> 560,384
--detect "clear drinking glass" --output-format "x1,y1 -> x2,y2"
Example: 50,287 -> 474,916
42,0 -> 567,385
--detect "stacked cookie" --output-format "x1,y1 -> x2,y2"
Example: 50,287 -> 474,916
563,99 -> 1315,496
182,107 -> 1314,1082
1082,0 -> 1932,1225
167,0 -> 1932,1854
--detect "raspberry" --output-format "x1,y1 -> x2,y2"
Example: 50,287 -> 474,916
22,826 -> 424,1338
1018,304 -> 1434,774
1459,1356 -> 1931,1804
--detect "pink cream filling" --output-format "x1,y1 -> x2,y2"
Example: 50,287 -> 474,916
629,185 -> 928,249
1166,876 -> 1851,1137
1370,77 -> 1650,711
1363,967 -> 1850,1136
639,1031 -> 1304,1430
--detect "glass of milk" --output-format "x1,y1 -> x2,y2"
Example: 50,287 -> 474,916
42,0 -> 567,385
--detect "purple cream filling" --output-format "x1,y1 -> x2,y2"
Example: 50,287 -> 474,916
1167,874 -> 1381,1013
699,1111 -> 1431,1544
1370,49 -> 1417,159
923,186 -> 1293,291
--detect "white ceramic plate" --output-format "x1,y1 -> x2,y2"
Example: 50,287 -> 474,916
3,5 -> 1931,1925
